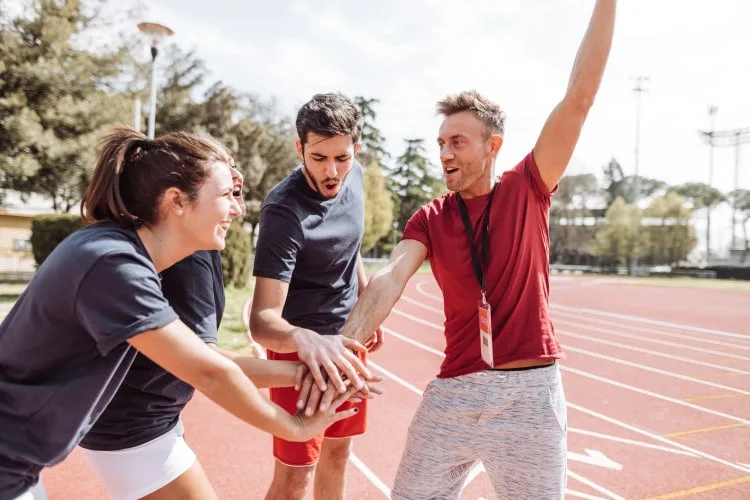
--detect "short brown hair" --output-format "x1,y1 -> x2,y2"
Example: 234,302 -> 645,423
81,125 -> 232,227
296,93 -> 363,145
436,90 -> 506,137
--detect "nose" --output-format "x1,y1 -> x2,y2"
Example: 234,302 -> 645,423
323,160 -> 338,179
229,196 -> 243,218
440,145 -> 454,163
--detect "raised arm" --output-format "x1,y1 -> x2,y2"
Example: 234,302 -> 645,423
339,239 -> 428,344
533,0 -> 616,191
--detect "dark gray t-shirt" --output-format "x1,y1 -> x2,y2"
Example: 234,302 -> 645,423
80,250 -> 224,451
253,162 -> 365,336
0,222 -> 178,499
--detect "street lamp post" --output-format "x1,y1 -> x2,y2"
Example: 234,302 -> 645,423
137,22 -> 174,139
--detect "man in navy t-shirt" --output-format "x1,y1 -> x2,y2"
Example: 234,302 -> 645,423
250,93 -> 381,500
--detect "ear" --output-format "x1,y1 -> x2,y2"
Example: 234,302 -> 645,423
353,142 -> 362,155
295,139 -> 304,159
163,187 -> 186,216
487,135 -> 504,159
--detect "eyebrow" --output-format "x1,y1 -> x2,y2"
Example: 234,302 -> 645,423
438,134 -> 468,142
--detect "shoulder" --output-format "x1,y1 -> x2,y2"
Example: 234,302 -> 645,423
418,191 -> 457,220
53,223 -> 150,272
500,151 -> 558,198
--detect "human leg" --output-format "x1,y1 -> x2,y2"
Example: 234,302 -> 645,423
390,377 -> 485,500
475,363 -> 568,499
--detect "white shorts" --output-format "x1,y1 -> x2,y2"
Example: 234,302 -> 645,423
81,419 -> 197,500
13,479 -> 47,500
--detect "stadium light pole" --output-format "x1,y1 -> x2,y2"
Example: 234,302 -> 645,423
630,76 -> 649,276
137,22 -> 174,139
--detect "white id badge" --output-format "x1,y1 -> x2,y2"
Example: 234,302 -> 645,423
478,301 -> 493,367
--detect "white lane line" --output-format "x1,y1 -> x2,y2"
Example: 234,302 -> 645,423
557,326 -> 750,374
553,310 -> 750,352
369,360 -> 424,396
567,402 -> 750,475
415,280 -> 443,302
382,327 -> 444,357
567,428 -> 697,457
551,304 -> 750,340
349,453 -> 390,498
555,318 -> 750,363
567,470 -> 625,500
561,366 -> 750,425
560,343 -> 750,395
390,306 -> 750,422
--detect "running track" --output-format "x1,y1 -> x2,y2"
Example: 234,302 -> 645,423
43,275 -> 750,499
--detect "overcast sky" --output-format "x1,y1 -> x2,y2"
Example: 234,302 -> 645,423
114,0 -> 750,198
5,0 -> 750,253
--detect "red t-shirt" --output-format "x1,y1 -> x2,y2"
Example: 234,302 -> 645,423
402,151 -> 564,379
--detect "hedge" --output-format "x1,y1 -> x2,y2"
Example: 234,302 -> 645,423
30,214 -> 84,266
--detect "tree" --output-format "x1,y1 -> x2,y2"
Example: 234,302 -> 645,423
351,97 -> 394,254
354,96 -> 389,168
0,0 -> 131,212
729,188 -> 750,262
601,158 -> 666,207
387,138 -> 444,235
642,191 -> 696,266
590,197 -> 648,270
670,182 -> 726,259
549,173 -> 601,264
362,161 -> 394,253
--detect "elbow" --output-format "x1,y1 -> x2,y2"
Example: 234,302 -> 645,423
565,91 -> 595,114
189,357 -> 241,396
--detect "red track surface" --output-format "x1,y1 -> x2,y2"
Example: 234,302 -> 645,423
43,275 -> 750,499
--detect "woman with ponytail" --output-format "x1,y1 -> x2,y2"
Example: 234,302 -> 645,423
0,126 -> 370,500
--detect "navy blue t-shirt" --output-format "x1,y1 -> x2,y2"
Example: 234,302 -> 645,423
0,222 -> 179,500
253,161 -> 365,336
80,250 -> 225,451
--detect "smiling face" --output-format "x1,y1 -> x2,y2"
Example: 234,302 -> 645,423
296,132 -> 360,199
437,110 -> 503,199
178,161 -> 243,251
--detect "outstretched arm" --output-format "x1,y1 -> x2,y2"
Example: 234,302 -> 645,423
340,239 -> 428,344
533,0 -> 616,191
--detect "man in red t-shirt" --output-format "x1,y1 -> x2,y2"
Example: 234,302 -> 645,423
333,2 -> 617,498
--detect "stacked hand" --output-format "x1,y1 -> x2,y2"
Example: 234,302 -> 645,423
291,328 -> 385,417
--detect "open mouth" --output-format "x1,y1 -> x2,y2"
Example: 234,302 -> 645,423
323,182 -> 338,191
445,167 -> 459,176
219,221 -> 231,231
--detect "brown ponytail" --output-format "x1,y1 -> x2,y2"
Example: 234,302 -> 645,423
81,125 -> 232,227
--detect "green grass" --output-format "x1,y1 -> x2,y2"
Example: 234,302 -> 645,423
217,282 -> 255,353
0,281 -> 256,352
600,275 -> 750,292
0,284 -> 25,308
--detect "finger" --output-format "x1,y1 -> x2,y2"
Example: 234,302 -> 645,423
329,407 -> 359,424
305,386 -> 324,417
294,364 -> 306,391
297,373 -> 314,410
335,354 -> 366,391
321,357 -> 347,393
307,362 -> 327,392
318,382 -> 338,412
342,337 -> 368,354
342,349 -> 372,380
328,385 -> 359,410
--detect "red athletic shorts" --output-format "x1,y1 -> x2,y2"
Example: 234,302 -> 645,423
267,349 -> 368,466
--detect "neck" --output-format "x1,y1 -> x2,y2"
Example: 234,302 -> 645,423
137,224 -> 190,272
459,176 -> 493,200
